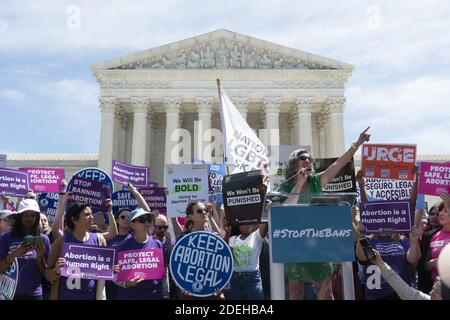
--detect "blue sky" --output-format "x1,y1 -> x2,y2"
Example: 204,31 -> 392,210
1,0 -> 449,154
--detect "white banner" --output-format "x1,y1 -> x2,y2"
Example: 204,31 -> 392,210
219,87 -> 268,174
165,164 -> 209,217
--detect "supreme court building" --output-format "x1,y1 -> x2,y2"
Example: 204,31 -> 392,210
92,29 -> 353,183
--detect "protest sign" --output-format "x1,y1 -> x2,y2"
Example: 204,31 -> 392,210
112,160 -> 149,187
0,168 -> 29,197
208,164 -> 226,203
222,170 -> 267,225
0,154 -> 6,168
60,243 -> 115,280
116,249 -> 165,281
359,200 -> 413,233
361,144 -> 416,180
170,231 -> 233,297
67,176 -> 110,212
139,187 -> 167,215
67,168 -> 114,218
0,258 -> 19,300
166,164 -> 209,217
418,162 -> 450,196
268,145 -> 310,189
361,178 -> 414,201
18,167 -> 65,193
112,190 -> 138,215
312,157 -> 356,192
271,205 -> 354,263
37,193 -> 59,223
148,180 -> 158,187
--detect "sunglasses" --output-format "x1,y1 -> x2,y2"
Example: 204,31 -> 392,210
196,208 -> 207,214
298,155 -> 312,161
155,225 -> 169,230
136,215 -> 152,223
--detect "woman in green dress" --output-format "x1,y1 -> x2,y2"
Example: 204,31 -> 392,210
279,127 -> 371,300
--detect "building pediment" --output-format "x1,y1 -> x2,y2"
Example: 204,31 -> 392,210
91,29 -> 353,72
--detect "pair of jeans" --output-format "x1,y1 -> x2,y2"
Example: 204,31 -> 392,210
229,270 -> 264,300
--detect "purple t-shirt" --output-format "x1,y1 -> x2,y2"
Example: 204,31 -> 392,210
0,232 -> 50,297
107,234 -> 129,248
58,232 -> 101,300
361,236 -> 413,300
115,234 -> 163,300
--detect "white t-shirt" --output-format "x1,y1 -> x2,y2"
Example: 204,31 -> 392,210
229,229 -> 264,272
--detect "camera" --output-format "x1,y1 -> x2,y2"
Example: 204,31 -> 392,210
359,238 -> 375,260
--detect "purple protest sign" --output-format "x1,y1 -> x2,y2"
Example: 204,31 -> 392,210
359,200 -> 412,233
60,243 -> 116,280
418,162 -> 450,196
138,187 -> 167,215
67,176 -> 110,211
0,169 -> 30,197
148,180 -> 158,187
116,249 -> 164,282
19,167 -> 65,193
112,160 -> 149,187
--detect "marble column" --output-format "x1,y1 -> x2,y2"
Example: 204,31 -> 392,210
131,97 -> 150,166
232,97 -> 249,121
145,109 -> 153,168
296,97 -> 313,153
263,97 -> 281,148
115,106 -> 128,163
316,112 -> 328,158
327,97 -> 346,156
196,97 -> 214,163
164,97 -> 181,166
289,106 -> 299,145
98,97 -> 116,175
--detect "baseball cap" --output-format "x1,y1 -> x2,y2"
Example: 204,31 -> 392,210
128,208 -> 152,222
0,209 -> 13,220
18,199 -> 41,214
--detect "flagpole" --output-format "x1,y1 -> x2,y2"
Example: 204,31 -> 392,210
216,78 -> 230,175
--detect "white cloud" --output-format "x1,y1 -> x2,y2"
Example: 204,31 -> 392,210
35,78 -> 100,151
0,89 -> 25,103
345,75 -> 450,153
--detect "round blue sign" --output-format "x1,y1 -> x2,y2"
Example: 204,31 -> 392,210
169,231 -> 233,297
0,258 -> 19,300
66,168 -> 114,219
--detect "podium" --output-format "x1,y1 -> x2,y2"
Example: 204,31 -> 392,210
264,192 -> 357,300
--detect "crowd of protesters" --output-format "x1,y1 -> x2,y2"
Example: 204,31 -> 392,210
1,128 -> 449,300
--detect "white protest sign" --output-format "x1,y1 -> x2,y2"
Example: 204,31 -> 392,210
166,164 -> 209,217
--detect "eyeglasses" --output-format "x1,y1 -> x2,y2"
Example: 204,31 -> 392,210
136,216 -> 152,223
298,155 -> 312,162
155,225 -> 169,230
196,208 -> 207,214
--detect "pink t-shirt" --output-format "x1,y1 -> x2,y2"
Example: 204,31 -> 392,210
430,229 -> 450,279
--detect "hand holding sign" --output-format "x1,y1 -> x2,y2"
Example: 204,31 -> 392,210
55,257 -> 66,275
125,275 -> 145,288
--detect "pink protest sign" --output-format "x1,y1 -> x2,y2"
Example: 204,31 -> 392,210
418,162 -> 450,196
19,168 -> 65,193
115,249 -> 164,281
